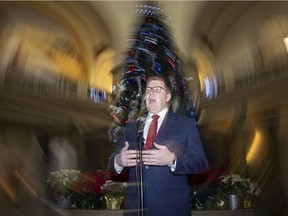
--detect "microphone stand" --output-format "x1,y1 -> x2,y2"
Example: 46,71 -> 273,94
137,135 -> 145,216
136,109 -> 147,216
137,129 -> 145,216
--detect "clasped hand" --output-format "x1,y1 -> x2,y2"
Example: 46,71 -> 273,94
115,141 -> 175,167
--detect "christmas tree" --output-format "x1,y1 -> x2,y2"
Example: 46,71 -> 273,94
108,3 -> 194,144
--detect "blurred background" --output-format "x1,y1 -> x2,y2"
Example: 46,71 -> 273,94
0,1 -> 288,215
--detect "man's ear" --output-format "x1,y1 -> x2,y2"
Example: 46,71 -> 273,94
166,93 -> 172,102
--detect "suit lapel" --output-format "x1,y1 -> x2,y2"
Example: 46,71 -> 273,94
155,110 -> 176,144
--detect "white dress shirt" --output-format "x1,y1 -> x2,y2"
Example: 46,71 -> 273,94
143,108 -> 168,146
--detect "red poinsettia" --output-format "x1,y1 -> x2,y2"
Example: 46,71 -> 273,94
190,169 -> 229,200
189,169 -> 229,186
71,170 -> 109,196
70,169 -> 129,196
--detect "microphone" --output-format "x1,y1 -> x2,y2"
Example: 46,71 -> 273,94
139,136 -> 145,148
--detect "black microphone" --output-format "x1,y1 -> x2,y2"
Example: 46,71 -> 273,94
139,136 -> 145,148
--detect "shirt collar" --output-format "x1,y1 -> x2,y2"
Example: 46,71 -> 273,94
148,107 -> 168,119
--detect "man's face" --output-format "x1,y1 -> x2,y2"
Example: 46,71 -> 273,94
145,79 -> 171,114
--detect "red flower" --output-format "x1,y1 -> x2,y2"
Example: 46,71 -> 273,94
71,169 -> 129,197
71,170 -> 111,196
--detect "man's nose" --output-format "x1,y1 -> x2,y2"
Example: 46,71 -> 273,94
147,90 -> 156,95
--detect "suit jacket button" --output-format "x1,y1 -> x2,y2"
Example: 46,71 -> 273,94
145,165 -> 149,169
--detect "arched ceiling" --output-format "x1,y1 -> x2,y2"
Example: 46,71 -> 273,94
1,1 -> 288,129
0,1 -> 209,93
2,1 -> 288,87
87,1 -> 207,64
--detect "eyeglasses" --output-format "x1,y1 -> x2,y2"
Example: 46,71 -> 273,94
145,86 -> 167,94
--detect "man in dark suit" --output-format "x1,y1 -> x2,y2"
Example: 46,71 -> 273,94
109,75 -> 209,216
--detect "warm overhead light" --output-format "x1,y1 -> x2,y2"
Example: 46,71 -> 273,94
283,37 -> 288,53
246,130 -> 262,164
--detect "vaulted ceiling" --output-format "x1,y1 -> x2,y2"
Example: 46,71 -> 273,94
0,1 -> 208,92
1,1 -> 288,135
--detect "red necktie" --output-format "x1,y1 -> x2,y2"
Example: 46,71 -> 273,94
145,115 -> 159,150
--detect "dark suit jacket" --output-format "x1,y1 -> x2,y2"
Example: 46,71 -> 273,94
109,110 -> 209,216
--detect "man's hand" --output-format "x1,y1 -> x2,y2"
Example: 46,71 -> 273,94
115,141 -> 139,167
142,143 -> 175,166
